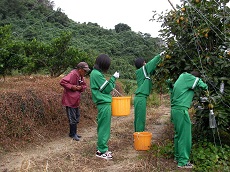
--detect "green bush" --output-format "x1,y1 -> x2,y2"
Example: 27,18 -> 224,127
149,139 -> 174,160
191,140 -> 230,172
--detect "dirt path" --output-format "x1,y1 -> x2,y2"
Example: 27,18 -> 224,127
0,105 -> 172,172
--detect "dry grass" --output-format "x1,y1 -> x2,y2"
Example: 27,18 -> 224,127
0,75 -> 96,153
0,76 -> 190,172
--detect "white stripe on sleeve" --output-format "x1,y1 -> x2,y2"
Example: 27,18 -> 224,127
142,66 -> 150,80
99,80 -> 109,91
192,77 -> 199,89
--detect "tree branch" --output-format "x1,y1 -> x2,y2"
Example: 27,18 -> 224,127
168,0 -> 177,11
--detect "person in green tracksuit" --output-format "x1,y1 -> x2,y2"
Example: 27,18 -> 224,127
170,71 -> 208,168
90,54 -> 119,160
134,52 -> 164,132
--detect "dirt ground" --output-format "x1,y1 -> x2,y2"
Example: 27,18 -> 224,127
0,104 -> 185,172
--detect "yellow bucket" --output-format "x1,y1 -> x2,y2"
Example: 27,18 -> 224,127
133,132 -> 152,150
111,96 -> 131,116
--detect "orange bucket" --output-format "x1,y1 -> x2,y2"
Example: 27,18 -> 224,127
111,96 -> 131,116
133,132 -> 152,150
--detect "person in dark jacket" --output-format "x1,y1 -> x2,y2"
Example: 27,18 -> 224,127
60,62 -> 90,141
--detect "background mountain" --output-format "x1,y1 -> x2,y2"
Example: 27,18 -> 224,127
0,0 -> 163,79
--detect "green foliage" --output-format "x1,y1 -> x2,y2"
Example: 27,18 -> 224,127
191,140 -> 230,172
193,80 -> 230,144
115,23 -> 131,33
150,140 -> 174,159
0,25 -> 92,77
32,31 -> 90,77
0,25 -> 26,77
152,0 -> 230,142
47,8 -> 69,27
153,0 -> 230,81
0,0 -> 161,78
150,139 -> 230,172
110,58 -> 136,79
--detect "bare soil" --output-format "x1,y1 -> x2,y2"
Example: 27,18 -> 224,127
0,104 -> 188,172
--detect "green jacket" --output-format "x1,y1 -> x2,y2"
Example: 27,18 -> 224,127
171,72 -> 208,109
90,69 -> 116,105
135,54 -> 161,96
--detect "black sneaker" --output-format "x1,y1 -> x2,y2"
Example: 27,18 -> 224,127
69,134 -> 81,139
178,162 -> 193,168
96,150 -> 112,160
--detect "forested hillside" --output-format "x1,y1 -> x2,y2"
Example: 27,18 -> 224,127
0,0 -> 163,79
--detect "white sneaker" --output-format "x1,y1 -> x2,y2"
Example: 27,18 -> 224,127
178,162 -> 193,168
96,150 -> 113,160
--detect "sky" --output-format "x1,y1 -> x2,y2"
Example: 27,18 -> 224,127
52,0 -> 181,37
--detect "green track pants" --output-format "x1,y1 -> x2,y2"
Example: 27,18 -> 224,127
171,108 -> 192,166
134,96 -> 147,132
96,103 -> 111,153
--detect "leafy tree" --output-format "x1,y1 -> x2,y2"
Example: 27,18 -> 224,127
0,25 -> 26,78
47,8 -> 69,27
115,23 -> 132,33
152,0 -> 230,143
24,32 -> 91,77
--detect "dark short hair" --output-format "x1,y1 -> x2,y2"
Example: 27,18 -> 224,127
94,54 -> 111,72
134,58 -> 145,69
190,70 -> 201,77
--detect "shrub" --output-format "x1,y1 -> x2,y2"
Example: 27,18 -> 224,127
191,140 -> 230,172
